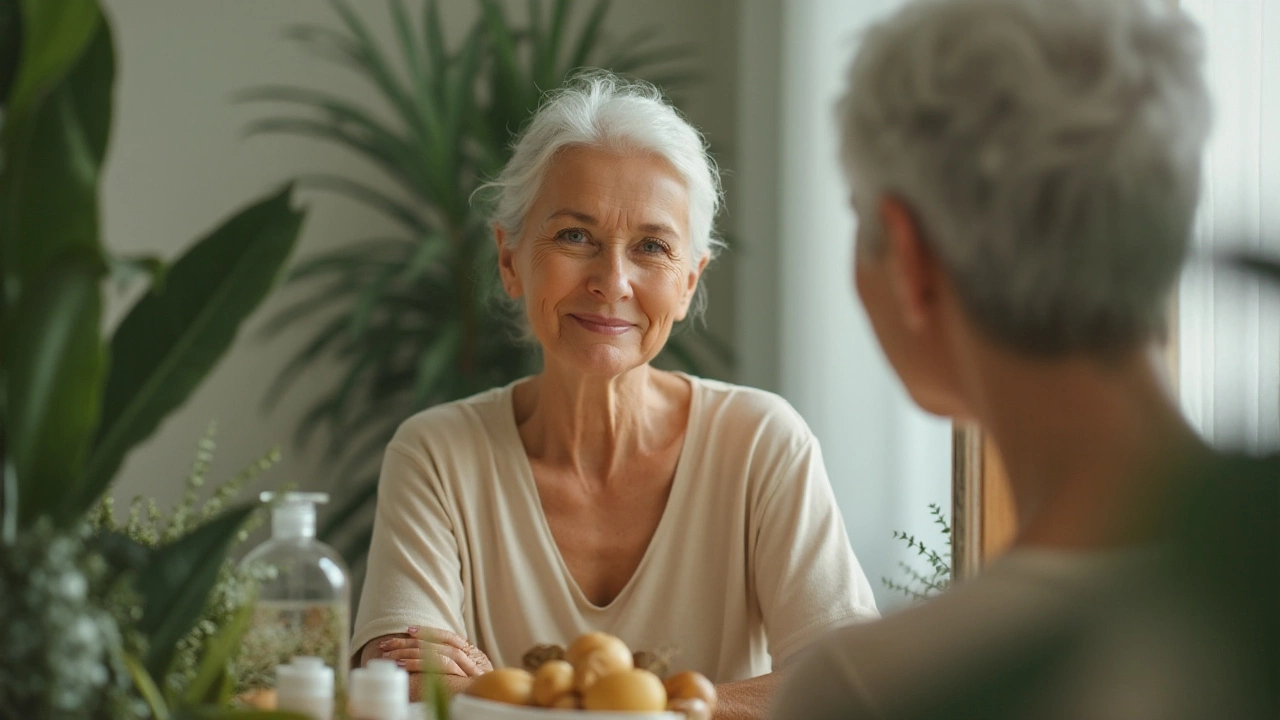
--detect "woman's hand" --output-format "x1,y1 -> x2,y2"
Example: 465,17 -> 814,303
373,626 -> 493,677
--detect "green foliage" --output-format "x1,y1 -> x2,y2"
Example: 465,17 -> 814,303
0,0 -> 307,716
246,0 -> 722,570
87,421 -> 286,700
83,186 -> 304,520
884,503 -> 953,602
0,519 -> 145,718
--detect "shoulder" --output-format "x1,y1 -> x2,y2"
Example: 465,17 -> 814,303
386,384 -> 513,464
782,554 -> 1114,717
688,375 -> 817,458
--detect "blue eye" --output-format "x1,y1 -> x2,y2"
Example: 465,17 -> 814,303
641,239 -> 667,254
560,229 -> 589,244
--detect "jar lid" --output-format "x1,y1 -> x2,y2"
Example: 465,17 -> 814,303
350,658 -> 409,703
277,656 -> 334,698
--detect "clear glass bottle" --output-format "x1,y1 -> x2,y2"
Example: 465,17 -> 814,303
234,492 -> 350,698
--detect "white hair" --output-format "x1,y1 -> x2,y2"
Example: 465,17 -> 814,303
839,0 -> 1212,355
480,71 -> 724,265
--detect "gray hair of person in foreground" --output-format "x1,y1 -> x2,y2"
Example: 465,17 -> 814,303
477,71 -> 725,320
839,0 -> 1212,355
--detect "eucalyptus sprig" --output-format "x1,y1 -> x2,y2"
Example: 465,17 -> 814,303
883,503 -> 953,602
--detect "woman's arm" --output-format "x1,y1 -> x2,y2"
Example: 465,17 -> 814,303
356,631 -> 488,702
714,673 -> 782,720
350,441 -> 473,677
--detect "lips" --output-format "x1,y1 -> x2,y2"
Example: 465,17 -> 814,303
569,313 -> 634,336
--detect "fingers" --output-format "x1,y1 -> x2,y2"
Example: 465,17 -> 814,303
379,638 -> 424,652
429,654 -> 466,676
377,641 -> 480,676
407,626 -> 469,651
392,652 -> 466,676
433,643 -> 481,676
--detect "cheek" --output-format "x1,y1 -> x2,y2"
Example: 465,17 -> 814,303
638,265 -> 690,324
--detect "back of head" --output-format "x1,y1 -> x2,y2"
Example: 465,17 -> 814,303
838,0 -> 1212,355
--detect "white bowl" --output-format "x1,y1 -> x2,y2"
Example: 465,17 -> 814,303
450,695 -> 681,720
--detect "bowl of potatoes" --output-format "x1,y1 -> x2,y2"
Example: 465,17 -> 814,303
451,633 -> 716,720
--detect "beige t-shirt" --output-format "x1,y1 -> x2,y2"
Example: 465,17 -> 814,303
351,374 -> 878,682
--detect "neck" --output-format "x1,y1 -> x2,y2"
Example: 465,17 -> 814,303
964,343 -> 1210,551
514,362 -> 685,482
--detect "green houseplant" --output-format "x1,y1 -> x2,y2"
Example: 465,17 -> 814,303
883,503 -> 953,603
246,0 -> 728,569
0,0 -> 310,716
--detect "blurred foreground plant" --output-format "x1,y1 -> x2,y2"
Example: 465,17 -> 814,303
86,421 -> 290,700
0,0 -> 307,715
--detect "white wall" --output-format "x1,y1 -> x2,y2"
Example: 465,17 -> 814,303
737,0 -> 953,611
100,0 -> 739,509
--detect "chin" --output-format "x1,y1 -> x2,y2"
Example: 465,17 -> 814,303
561,343 -> 647,379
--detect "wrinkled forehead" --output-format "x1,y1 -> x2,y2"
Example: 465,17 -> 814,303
528,146 -> 691,236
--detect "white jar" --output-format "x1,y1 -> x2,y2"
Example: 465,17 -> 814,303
349,659 -> 410,720
276,656 -> 334,720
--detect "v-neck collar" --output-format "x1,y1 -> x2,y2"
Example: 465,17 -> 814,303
495,373 -> 702,612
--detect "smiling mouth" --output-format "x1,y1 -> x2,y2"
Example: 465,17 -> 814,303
569,314 -> 634,336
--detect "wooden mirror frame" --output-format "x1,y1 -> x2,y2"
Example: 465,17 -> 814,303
950,424 -> 1016,580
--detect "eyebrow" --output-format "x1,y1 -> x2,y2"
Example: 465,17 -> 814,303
545,208 -> 680,238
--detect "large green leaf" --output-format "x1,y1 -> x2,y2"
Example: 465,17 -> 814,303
81,186 -> 304,514
126,652 -> 173,720
6,256 -> 105,526
0,0 -> 21,107
136,503 -> 255,679
62,20 -> 115,167
4,0 -> 98,121
0,19 -> 112,301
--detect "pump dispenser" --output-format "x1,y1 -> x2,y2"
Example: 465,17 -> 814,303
235,492 -> 351,699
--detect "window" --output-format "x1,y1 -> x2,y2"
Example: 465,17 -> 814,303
1178,0 -> 1280,450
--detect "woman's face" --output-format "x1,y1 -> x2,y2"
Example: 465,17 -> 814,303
497,146 -> 707,378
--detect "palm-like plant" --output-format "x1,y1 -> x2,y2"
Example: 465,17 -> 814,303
245,0 -> 729,570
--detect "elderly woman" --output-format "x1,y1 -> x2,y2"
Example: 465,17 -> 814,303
774,0 -> 1216,718
350,72 -> 878,717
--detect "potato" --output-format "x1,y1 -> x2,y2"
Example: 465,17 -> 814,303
550,692 -> 582,709
573,643 -> 635,693
565,632 -> 631,665
582,669 -> 667,712
532,660 -> 575,707
465,668 -> 535,706
664,671 -> 718,714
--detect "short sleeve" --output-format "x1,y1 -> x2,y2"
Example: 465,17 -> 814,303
349,441 -> 467,659
753,435 -> 880,667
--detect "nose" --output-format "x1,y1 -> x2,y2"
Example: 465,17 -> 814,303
586,247 -> 633,303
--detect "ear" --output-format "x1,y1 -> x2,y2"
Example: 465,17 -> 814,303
674,253 -> 710,321
879,196 -> 940,332
495,225 -> 523,299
